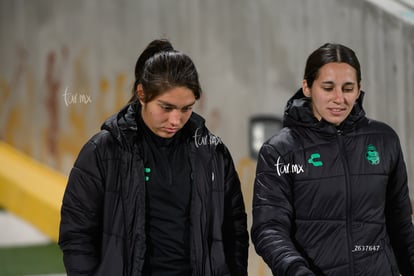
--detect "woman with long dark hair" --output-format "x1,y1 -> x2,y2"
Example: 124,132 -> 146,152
59,38 -> 249,276
252,43 -> 414,275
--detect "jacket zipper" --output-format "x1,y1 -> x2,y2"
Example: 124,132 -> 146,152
337,129 -> 355,275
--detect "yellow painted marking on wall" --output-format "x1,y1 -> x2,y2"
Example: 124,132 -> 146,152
100,77 -> 110,92
0,141 -> 67,242
116,72 -> 127,108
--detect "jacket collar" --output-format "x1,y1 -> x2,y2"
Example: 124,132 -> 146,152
283,88 -> 366,134
101,101 -> 207,148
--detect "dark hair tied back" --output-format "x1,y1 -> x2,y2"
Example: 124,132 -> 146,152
304,43 -> 361,88
129,39 -> 174,103
129,39 -> 202,103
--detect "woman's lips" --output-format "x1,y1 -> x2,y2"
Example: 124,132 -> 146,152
328,107 -> 345,116
164,127 -> 178,133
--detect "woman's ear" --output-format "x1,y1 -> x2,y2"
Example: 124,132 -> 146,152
302,79 -> 311,97
137,84 -> 145,104
357,82 -> 362,98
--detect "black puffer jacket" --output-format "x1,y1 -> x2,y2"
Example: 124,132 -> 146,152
251,89 -> 414,275
59,103 -> 249,276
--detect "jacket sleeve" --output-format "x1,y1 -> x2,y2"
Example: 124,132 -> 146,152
221,145 -> 249,276
251,143 -> 314,276
58,140 -> 105,276
385,139 -> 414,276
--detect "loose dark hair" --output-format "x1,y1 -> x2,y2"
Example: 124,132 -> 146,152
129,39 -> 202,103
304,43 -> 361,88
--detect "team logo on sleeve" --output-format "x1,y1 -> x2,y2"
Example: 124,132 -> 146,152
366,144 -> 380,165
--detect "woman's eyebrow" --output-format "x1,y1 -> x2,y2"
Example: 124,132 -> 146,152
320,81 -> 355,85
157,100 -> 196,109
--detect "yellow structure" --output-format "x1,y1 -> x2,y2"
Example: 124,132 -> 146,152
0,141 -> 67,242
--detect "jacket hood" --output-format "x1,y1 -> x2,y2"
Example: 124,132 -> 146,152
283,88 -> 366,133
101,102 -> 207,148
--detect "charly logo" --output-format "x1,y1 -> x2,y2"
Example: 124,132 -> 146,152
308,153 -> 323,167
366,144 -> 380,165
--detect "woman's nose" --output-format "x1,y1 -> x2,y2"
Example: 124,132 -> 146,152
333,88 -> 345,103
168,109 -> 182,125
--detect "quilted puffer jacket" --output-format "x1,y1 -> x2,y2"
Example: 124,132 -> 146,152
59,102 -> 249,276
251,89 -> 414,275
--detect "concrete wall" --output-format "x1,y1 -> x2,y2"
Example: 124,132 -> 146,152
1,0 -> 413,274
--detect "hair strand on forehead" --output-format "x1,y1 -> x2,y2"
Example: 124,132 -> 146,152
336,47 -> 341,62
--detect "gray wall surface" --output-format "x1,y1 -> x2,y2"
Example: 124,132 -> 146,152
1,0 -> 413,274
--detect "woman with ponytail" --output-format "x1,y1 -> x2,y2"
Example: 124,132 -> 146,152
59,38 -> 249,276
